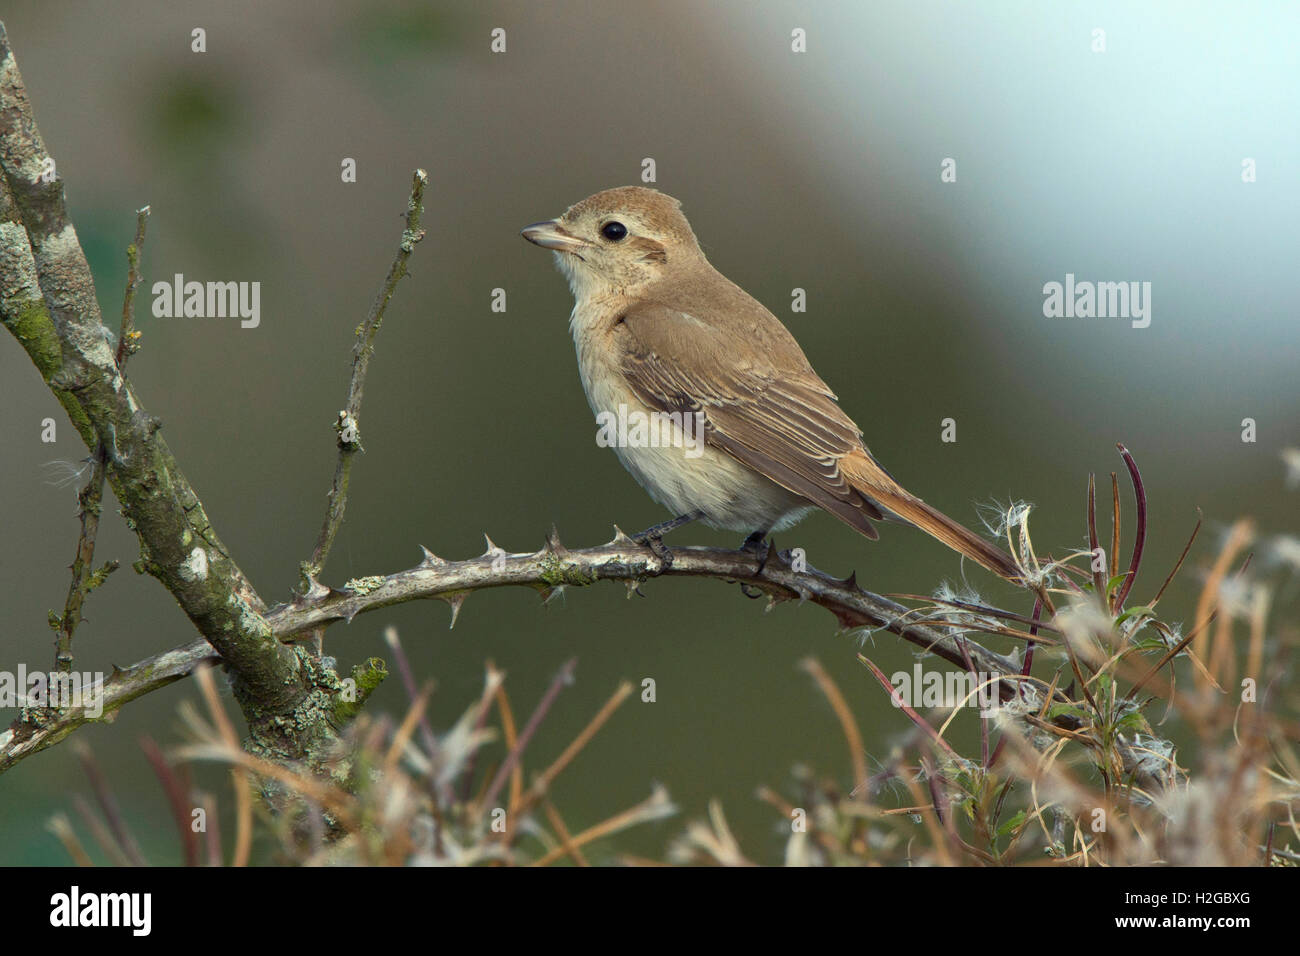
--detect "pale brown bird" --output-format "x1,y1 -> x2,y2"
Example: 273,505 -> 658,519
521,186 -> 1020,582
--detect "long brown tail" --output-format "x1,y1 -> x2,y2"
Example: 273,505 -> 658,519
842,456 -> 1021,583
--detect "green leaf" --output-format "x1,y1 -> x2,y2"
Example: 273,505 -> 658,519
996,810 -> 1027,838
1117,711 -> 1147,733
1046,702 -> 1087,722
1130,637 -> 1166,652
1116,605 -> 1156,626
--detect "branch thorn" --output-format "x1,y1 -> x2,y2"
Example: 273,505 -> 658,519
543,524 -> 568,556
446,592 -> 466,629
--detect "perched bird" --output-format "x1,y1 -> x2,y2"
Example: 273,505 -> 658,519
521,186 -> 1019,582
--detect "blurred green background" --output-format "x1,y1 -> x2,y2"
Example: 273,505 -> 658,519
2,1 -> 1297,864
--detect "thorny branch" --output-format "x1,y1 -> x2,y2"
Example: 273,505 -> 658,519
5,527 -> 1059,775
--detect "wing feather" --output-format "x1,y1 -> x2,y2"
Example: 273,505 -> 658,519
617,302 -> 885,536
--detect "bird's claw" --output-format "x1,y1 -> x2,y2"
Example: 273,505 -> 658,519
635,533 -> 674,570
740,531 -> 772,574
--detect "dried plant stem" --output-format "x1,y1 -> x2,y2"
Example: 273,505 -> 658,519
541,799 -> 590,867
480,658 -> 576,813
800,658 -> 868,792
492,680 -> 524,813
516,680 -> 634,817
194,664 -> 252,866
530,789 -> 672,867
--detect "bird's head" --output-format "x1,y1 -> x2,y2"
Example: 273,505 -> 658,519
521,186 -> 702,299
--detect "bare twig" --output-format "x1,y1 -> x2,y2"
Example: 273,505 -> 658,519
116,205 -> 149,365
52,456 -> 116,672
52,207 -> 148,672
302,169 -> 428,593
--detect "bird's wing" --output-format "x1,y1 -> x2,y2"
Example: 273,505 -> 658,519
616,299 -> 886,537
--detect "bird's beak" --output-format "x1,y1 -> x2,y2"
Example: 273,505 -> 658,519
520,220 -> 589,253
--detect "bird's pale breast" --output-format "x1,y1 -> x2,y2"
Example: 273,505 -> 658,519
569,300 -> 812,534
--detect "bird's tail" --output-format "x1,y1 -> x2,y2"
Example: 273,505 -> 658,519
842,456 -> 1021,583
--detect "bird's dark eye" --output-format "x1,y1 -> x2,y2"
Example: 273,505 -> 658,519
601,221 -> 628,242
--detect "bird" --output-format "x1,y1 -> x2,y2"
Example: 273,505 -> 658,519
521,186 -> 1020,583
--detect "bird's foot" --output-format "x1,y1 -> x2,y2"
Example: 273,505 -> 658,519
635,532 -> 675,570
740,530 -> 773,574
738,530 -> 773,598
629,510 -> 704,571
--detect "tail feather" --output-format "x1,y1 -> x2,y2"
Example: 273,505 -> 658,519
841,455 -> 1020,582
872,490 -> 1020,583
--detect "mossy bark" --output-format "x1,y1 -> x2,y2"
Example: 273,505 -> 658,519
0,21 -> 373,775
